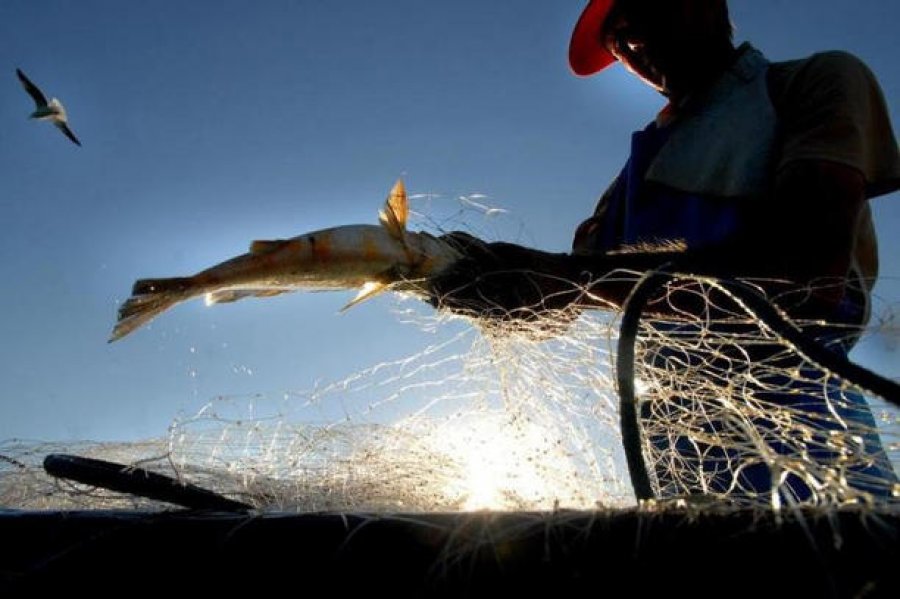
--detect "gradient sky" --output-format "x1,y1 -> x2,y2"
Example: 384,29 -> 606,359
1,1 -> 898,442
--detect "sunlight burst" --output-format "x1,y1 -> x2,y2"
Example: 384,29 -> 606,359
425,413 -> 580,511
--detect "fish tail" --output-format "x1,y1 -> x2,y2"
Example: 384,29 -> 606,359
109,277 -> 194,342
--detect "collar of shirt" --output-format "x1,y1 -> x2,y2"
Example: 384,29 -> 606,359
656,42 -> 766,128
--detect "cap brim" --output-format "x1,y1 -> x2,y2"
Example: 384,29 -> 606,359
568,0 -> 617,77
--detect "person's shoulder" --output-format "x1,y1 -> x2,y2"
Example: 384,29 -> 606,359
768,50 -> 880,105
777,50 -> 869,68
771,50 -> 877,84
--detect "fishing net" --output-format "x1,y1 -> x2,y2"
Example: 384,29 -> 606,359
617,272 -> 899,508
1,269 -> 897,513
0,309 -> 630,512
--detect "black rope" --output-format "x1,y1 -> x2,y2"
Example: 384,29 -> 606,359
616,269 -> 900,501
615,267 -> 676,501
43,453 -> 253,512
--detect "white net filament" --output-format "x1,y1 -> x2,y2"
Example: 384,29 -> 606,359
1,271 -> 898,513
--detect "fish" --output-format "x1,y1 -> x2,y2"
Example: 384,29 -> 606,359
16,68 -> 81,146
109,179 -> 462,342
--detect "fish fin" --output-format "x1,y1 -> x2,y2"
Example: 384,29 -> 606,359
109,277 -> 193,343
249,239 -> 292,255
340,281 -> 388,312
205,289 -> 286,305
378,178 -> 408,242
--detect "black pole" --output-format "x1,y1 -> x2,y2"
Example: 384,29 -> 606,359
43,453 -> 253,512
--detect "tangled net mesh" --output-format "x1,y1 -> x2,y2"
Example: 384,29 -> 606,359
1,268 -> 897,514
627,275 -> 899,509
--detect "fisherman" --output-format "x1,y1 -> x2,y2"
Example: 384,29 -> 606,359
427,0 -> 900,503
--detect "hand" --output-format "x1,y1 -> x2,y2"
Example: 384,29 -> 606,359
427,231 -> 514,317
427,232 -> 586,326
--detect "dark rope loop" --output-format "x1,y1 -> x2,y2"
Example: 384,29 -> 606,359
616,266 -> 676,501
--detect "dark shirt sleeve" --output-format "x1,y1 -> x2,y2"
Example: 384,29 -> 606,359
770,51 -> 900,289
772,51 -> 900,198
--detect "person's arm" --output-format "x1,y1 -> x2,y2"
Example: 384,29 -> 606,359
426,159 -> 866,326
758,51 -> 900,316
425,231 -> 683,322
424,232 -> 594,322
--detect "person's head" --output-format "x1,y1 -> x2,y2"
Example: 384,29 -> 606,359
569,0 -> 734,98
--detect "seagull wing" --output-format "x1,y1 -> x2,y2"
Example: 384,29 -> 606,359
57,122 -> 81,146
16,68 -> 48,107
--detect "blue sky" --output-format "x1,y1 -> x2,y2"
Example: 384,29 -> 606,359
1,1 -> 898,442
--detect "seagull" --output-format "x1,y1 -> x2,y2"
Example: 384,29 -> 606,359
16,68 -> 81,146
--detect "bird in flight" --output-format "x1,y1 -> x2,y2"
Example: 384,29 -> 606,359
16,68 -> 81,146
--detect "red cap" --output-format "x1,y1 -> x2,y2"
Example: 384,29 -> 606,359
568,0 -> 617,77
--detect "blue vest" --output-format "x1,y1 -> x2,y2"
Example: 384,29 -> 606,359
584,43 -> 776,254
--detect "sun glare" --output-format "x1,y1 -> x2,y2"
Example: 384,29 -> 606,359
425,413 -> 582,511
